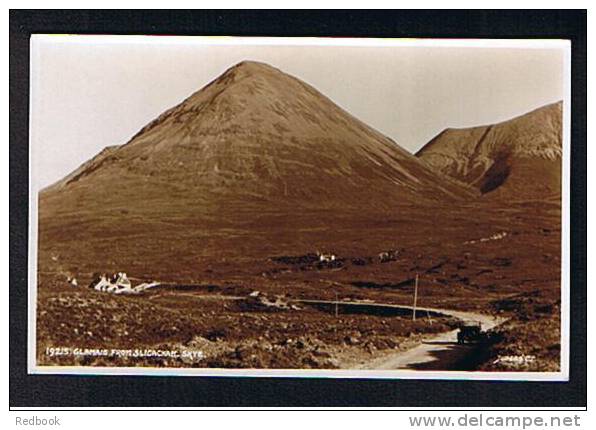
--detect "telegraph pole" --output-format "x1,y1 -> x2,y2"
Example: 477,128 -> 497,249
412,273 -> 419,321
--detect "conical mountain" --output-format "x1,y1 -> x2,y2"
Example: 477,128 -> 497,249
416,101 -> 562,200
39,61 -> 474,276
44,61 -> 470,208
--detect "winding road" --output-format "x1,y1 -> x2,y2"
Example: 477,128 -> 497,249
148,290 -> 505,370
357,306 -> 504,370
293,298 -> 505,370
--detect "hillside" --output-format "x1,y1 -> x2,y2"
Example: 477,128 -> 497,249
416,101 -> 562,200
38,61 -> 473,279
45,61 -> 470,206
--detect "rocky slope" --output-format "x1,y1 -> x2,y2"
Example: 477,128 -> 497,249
416,101 -> 562,200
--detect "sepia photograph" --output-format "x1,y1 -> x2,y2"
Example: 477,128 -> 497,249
28,36 -> 570,379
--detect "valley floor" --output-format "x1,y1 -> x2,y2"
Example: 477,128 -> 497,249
35,200 -> 563,372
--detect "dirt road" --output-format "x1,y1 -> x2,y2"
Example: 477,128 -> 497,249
148,291 -> 504,370
357,306 -> 504,370
291,297 -> 505,370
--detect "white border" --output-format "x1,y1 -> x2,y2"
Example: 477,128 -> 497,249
560,42 -> 572,381
36,34 -> 571,49
28,37 -> 41,377
27,36 -> 572,381
30,366 -> 567,381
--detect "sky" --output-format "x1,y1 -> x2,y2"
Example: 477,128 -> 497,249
30,36 -> 569,190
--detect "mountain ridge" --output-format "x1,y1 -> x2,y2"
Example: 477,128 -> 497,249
416,101 -> 562,198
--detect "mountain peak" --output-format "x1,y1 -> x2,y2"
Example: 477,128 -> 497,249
45,61 -> 473,206
416,101 -> 562,198
229,60 -> 278,72
212,60 -> 287,87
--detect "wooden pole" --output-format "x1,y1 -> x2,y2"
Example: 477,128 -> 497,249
413,273 -> 419,321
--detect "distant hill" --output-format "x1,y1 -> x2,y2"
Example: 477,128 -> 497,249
416,102 -> 562,200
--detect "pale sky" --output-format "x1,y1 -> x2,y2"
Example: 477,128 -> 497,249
30,36 -> 568,190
